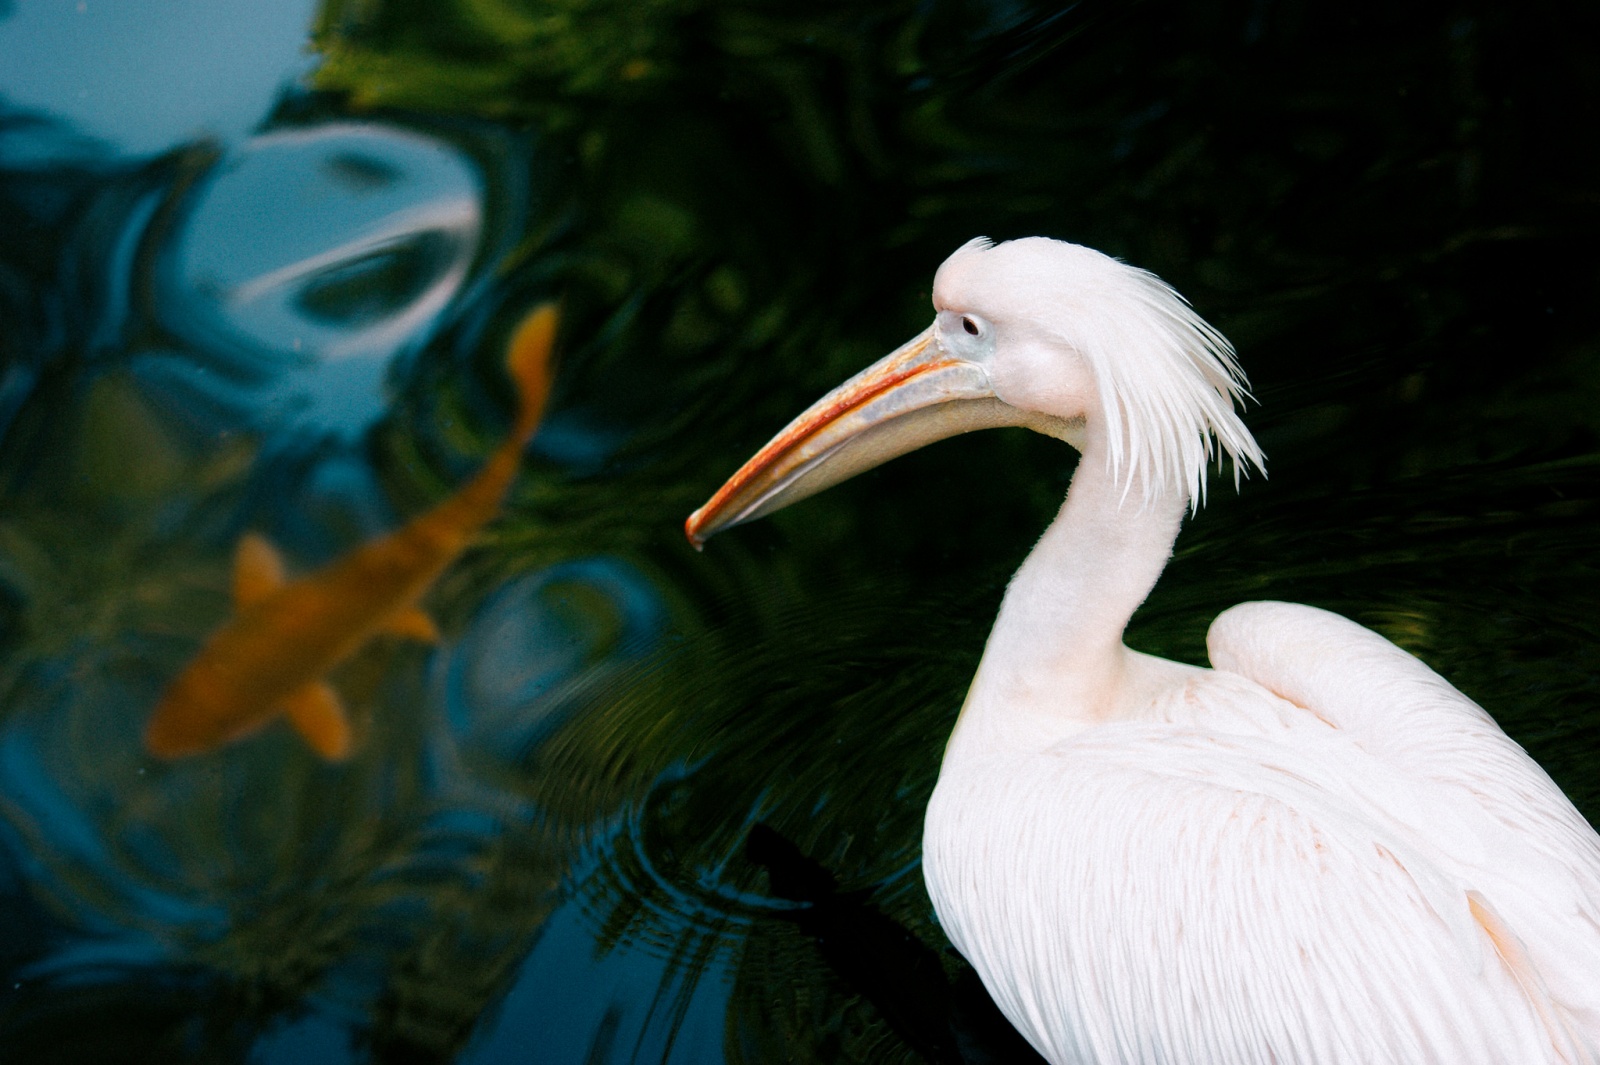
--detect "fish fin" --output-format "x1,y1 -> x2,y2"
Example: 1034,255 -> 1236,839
505,303 -> 558,440
383,606 -> 441,643
283,682 -> 353,761
234,533 -> 287,608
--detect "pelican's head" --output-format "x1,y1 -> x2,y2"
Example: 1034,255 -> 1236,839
686,236 -> 1264,546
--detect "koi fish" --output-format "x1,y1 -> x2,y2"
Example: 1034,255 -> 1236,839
144,305 -> 560,760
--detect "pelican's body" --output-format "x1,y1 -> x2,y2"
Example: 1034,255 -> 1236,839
932,593 -> 1600,1062
687,237 -> 1600,1063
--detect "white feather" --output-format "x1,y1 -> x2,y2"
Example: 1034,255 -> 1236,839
927,622 -> 1600,1063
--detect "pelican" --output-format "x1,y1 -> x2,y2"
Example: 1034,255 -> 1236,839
686,237 -> 1600,1064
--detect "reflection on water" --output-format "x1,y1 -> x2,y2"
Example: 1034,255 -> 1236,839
744,823 -> 1045,1065
0,0 -> 319,159
3,1 -> 1599,1063
155,123 -> 485,438
435,557 -> 665,775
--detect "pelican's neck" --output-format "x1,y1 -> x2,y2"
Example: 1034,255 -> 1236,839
952,420 -> 1189,751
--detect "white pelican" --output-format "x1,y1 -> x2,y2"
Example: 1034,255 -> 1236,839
686,237 -> 1600,1064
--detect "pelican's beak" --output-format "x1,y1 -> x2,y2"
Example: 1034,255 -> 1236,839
686,325 -> 1050,547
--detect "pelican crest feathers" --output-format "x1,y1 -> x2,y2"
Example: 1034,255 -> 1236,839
937,236 -> 1265,509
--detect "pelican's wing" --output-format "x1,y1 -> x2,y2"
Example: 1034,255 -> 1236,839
1206,600 -> 1600,1045
925,725 -> 1598,1065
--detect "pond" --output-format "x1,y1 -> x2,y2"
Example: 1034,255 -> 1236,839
1,1 -> 1596,1062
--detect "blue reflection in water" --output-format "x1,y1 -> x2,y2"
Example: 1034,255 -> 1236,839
0,0 -> 319,159
432,559 -> 666,774
252,1011 -> 353,1065
146,123 -> 485,440
464,899 -> 731,1065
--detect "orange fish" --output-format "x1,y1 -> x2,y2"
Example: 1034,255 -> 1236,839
144,305 -> 560,761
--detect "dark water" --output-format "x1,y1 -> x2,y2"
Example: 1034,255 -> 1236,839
1,1 -> 1597,1062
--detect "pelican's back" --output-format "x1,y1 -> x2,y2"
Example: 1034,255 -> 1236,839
1208,600 -> 1600,1057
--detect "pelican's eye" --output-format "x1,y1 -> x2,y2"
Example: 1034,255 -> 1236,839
935,310 -> 994,358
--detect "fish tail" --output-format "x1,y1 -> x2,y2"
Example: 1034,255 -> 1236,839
505,303 -> 559,442
412,303 -> 558,536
